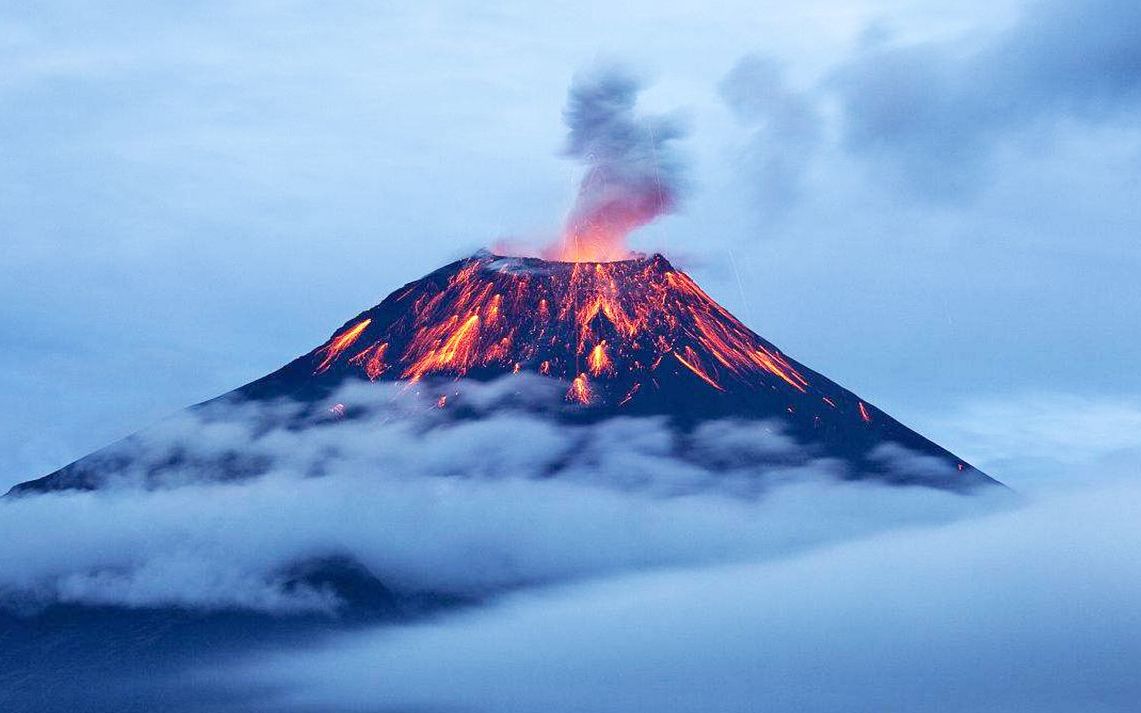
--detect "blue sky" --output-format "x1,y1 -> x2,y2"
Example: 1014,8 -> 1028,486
2,0 -> 1140,491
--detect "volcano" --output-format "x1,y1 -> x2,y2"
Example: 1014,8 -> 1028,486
9,250 -> 996,495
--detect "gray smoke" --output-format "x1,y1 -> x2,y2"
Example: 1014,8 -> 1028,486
550,66 -> 687,259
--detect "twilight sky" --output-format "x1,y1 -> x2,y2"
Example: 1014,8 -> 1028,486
2,0 -> 1140,491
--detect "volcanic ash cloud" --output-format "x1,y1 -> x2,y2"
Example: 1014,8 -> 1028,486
547,66 -> 687,262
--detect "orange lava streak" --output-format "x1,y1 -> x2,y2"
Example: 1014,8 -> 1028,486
315,318 -> 372,373
485,335 -> 514,365
577,295 -> 636,339
323,254 -> 825,409
403,314 -> 481,381
753,347 -> 809,392
587,341 -> 613,376
349,342 -> 389,381
858,401 -> 872,423
618,382 -> 641,406
673,350 -> 724,391
485,294 -> 502,323
683,305 -> 808,392
567,373 -> 591,404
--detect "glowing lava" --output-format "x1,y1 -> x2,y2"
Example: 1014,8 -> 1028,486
303,252 -> 840,412
588,341 -> 613,377
545,221 -> 639,263
315,318 -> 371,374
567,373 -> 591,404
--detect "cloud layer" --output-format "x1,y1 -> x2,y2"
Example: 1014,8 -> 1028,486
3,386 -> 1139,713
229,475 -> 1141,713
0,379 -> 1006,613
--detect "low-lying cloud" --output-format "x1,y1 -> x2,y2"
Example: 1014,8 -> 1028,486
3,384 -> 1139,713
229,475 -> 1141,713
0,378 -> 1006,614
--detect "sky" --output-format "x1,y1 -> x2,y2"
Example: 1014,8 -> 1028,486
2,2 -> 1141,710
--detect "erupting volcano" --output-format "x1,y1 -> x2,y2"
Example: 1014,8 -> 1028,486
281,252 -> 819,406
7,68 -> 996,496
11,250 -> 998,495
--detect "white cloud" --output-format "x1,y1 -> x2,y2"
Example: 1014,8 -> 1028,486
227,474 -> 1141,713
0,380 -> 1007,613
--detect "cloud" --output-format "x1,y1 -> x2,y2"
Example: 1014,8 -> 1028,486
3,387 -> 1139,713
719,54 -> 823,214
715,1 -> 1141,203
828,0 -> 1141,198
868,441 -> 963,485
226,474 -> 1141,713
0,378 -> 1005,614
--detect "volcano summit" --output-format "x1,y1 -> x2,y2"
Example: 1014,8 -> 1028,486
10,251 -> 996,495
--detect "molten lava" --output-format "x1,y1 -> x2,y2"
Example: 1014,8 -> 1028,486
545,218 -> 641,263
315,318 -> 371,373
300,252 -> 878,420
587,341 -> 613,377
567,373 -> 591,404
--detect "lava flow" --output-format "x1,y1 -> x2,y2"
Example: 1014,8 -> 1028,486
296,251 -> 881,430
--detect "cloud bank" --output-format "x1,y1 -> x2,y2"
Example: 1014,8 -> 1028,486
228,475 -> 1141,713
3,384 -> 1139,713
0,378 -> 1005,614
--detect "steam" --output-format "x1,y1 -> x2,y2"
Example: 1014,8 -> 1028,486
547,66 -> 687,262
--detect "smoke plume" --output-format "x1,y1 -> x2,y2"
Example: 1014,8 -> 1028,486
546,66 -> 687,262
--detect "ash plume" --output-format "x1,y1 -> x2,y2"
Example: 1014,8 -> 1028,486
547,66 -> 687,261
